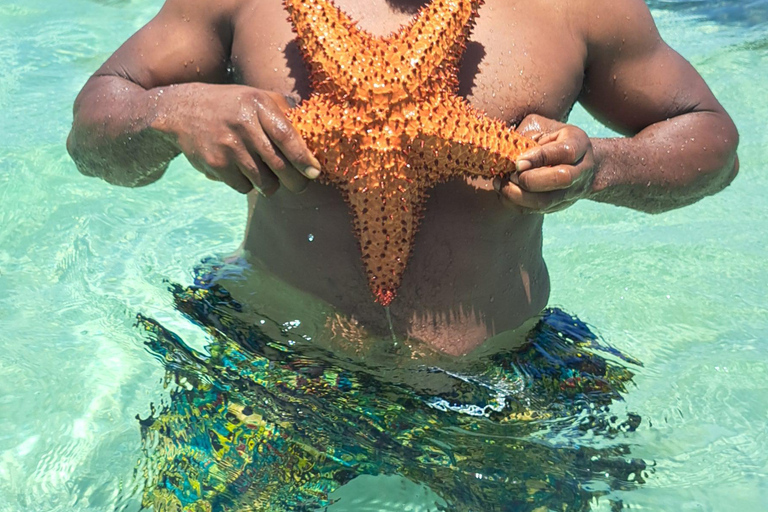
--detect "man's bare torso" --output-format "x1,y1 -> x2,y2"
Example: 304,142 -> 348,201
223,0 -> 586,356
68,0 -> 738,357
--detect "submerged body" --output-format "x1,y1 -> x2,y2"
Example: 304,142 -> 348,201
136,260 -> 644,511
67,0 -> 738,357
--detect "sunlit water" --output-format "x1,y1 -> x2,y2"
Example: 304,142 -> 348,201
0,0 -> 766,510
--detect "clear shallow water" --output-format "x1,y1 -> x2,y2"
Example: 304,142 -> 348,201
0,0 -> 766,510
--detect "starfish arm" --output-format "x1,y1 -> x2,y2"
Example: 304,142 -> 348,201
290,99 -> 426,305
284,0 -> 384,100
286,94 -> 349,174
284,0 -> 532,305
410,93 -> 538,182
338,151 -> 426,306
390,0 -> 484,95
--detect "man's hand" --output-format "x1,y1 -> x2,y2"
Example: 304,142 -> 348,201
493,114 -> 596,213
155,83 -> 321,196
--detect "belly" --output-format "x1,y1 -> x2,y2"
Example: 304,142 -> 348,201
240,177 -> 550,356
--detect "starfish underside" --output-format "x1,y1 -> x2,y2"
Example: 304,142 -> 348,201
285,0 -> 537,306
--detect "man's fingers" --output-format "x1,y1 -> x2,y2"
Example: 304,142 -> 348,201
517,166 -> 577,192
516,114 -> 567,138
264,91 -> 301,111
494,179 -> 565,212
515,114 -> 546,138
516,138 -> 584,172
502,183 -> 552,211
188,155 -> 254,194
535,132 -> 559,146
233,148 -> 279,196
241,122 -> 310,194
259,141 -> 310,193
255,98 -> 322,180
214,165 -> 255,194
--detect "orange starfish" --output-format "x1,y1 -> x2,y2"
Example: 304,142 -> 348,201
285,0 -> 537,306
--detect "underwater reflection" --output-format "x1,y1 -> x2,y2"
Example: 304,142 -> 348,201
135,259 -> 648,511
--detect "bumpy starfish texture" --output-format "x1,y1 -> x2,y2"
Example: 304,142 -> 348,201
285,0 -> 537,306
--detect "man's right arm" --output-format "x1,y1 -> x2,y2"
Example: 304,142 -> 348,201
67,0 -> 320,194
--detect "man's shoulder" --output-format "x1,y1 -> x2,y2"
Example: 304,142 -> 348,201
157,0 -> 254,23
565,0 -> 660,52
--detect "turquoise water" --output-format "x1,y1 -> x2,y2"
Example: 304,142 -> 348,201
0,0 -> 766,510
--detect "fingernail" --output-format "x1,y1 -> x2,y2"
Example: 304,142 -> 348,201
516,160 -> 532,172
305,166 -> 321,179
492,178 -> 501,191
261,183 -> 279,197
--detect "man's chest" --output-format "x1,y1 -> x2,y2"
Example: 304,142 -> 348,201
229,0 -> 586,126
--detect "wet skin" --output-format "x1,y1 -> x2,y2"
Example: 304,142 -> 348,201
67,0 -> 739,357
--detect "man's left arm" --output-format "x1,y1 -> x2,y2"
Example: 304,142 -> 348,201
495,0 -> 739,214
